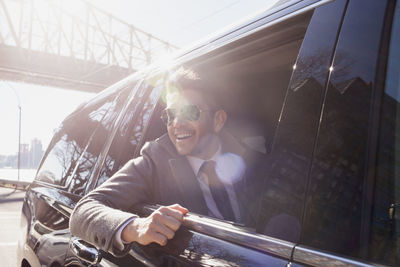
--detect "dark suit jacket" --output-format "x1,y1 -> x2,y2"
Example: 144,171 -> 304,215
69,131 -> 264,256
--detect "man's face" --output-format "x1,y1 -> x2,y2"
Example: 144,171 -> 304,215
166,89 -> 218,157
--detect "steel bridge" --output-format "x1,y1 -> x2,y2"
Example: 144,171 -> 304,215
0,0 -> 178,92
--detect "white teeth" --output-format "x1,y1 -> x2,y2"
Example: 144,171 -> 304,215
176,133 -> 193,139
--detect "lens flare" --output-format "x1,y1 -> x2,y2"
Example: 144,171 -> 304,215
215,153 -> 246,184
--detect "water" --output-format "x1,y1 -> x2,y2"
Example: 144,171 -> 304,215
0,168 -> 36,183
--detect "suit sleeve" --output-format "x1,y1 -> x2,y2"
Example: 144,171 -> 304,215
69,143 -> 156,257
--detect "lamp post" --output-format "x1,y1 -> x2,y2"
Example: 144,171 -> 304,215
6,82 -> 22,182
17,105 -> 21,181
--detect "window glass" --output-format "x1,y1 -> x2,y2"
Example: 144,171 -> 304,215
36,88 -> 129,192
300,0 -> 389,261
192,11 -> 313,155
67,88 -> 131,195
255,0 -> 347,242
96,76 -> 164,187
370,1 -> 400,265
36,103 -> 107,186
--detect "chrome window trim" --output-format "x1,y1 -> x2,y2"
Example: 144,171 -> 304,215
142,205 -> 295,260
292,246 -> 386,267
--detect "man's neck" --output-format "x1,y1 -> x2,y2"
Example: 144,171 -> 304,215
186,143 -> 221,176
189,134 -> 221,160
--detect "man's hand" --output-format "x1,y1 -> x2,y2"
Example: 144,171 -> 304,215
121,204 -> 188,246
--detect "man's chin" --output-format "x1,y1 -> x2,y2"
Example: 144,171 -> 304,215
175,144 -> 194,156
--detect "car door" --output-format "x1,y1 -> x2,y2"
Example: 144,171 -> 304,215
63,73 -> 166,266
21,84 -> 134,267
290,0 -> 400,266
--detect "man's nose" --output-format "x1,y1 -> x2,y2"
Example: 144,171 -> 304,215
171,114 -> 186,127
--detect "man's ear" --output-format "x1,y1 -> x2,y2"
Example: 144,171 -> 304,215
213,110 -> 227,133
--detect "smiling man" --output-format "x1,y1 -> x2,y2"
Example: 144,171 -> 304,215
164,81 -> 225,158
70,68 -> 262,256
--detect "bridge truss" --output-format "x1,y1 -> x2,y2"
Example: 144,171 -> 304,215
0,0 -> 178,92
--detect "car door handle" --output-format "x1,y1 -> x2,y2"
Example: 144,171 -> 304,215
70,238 -> 102,265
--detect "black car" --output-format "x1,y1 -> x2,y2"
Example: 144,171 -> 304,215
17,0 -> 400,266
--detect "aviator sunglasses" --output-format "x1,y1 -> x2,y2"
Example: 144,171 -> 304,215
161,104 -> 211,125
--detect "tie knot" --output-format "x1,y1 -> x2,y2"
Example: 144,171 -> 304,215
201,160 -> 223,188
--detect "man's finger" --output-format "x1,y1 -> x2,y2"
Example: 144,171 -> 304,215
159,206 -> 186,221
150,220 -> 175,240
150,231 -> 168,246
168,204 -> 189,214
154,211 -> 181,231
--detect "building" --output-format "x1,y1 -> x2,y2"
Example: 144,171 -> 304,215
29,138 -> 44,168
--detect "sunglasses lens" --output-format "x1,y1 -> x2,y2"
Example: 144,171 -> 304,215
161,105 -> 201,125
182,105 -> 200,121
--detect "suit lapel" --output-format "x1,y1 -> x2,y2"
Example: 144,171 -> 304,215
168,157 -> 208,215
156,135 -> 208,214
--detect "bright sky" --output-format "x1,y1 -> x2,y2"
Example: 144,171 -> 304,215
89,0 -> 278,47
0,0 -> 279,155
0,81 -> 94,155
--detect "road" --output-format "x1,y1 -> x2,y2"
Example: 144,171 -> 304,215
0,187 -> 26,267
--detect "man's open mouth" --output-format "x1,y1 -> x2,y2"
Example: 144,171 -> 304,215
175,131 -> 195,140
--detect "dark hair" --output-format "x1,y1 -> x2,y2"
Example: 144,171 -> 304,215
165,67 -> 222,111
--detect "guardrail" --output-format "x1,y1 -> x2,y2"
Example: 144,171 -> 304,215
0,178 -> 30,190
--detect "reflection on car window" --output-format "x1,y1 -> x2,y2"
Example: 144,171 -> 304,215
300,0 -> 390,262
255,0 -> 347,243
36,87 -> 130,194
36,131 -> 88,186
36,111 -> 101,186
67,88 -> 131,195
96,76 -> 163,187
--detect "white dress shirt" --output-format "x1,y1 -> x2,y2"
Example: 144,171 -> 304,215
186,144 -> 242,222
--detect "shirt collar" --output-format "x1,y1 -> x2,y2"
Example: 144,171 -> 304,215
187,144 -> 222,176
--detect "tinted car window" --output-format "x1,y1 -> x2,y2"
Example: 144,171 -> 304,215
300,0 -> 390,261
256,0 -> 347,242
67,88 -> 131,195
36,88 -> 129,194
192,12 -> 313,154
